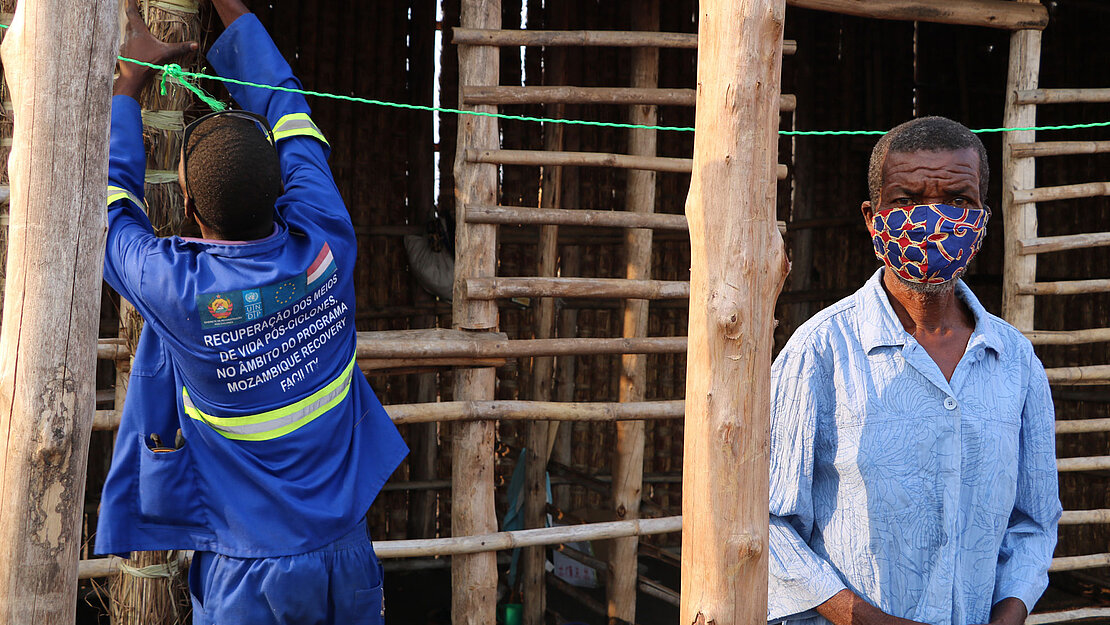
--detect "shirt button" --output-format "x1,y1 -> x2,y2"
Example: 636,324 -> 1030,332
944,397 -> 958,410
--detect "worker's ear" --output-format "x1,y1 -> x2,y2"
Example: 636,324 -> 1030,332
183,195 -> 197,223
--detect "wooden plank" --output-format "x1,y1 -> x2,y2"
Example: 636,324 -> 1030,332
786,0 -> 1048,30
467,148 -> 790,179
1026,328 -> 1110,346
462,85 -> 797,111
452,0 -> 500,623
0,1 -> 119,622
1014,88 -> 1110,105
453,27 -> 798,55
1019,231 -> 1110,255
466,277 -> 690,300
1010,140 -> 1110,158
1013,181 -> 1110,204
1000,13 -> 1041,332
681,0 -> 787,624
1048,553 -> 1110,572
1056,456 -> 1110,472
466,205 -> 689,230
1056,418 -> 1110,434
1046,365 -> 1110,385
1017,279 -> 1110,296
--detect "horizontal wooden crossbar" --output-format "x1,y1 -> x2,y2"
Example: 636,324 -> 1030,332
1056,418 -> 1110,434
466,148 -> 789,180
1025,328 -> 1110,345
1045,365 -> 1110,386
466,205 -> 689,230
1058,509 -> 1110,525
1018,279 -> 1110,296
1014,88 -> 1110,105
453,28 -> 798,54
1028,608 -> 1110,625
1019,231 -> 1110,255
1010,140 -> 1110,159
462,86 -> 797,111
1012,181 -> 1110,204
787,0 -> 1047,30
1056,456 -> 1110,472
1048,552 -> 1110,572
467,277 -> 690,300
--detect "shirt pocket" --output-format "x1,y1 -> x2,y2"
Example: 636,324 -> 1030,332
136,433 -> 205,526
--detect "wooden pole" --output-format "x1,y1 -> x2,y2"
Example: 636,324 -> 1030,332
681,1 -> 788,624
610,2 -> 659,623
0,1 -> 118,622
521,7 -> 570,618
0,4 -> 11,325
1000,4 -> 1041,332
452,0 -> 500,623
785,0 -> 1048,30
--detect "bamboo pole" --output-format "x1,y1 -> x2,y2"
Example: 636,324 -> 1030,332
1055,456 -> 1110,472
681,0 -> 788,623
468,148 -> 790,179
467,277 -> 690,300
1014,88 -> 1110,105
1000,9 -> 1040,334
1048,552 -> 1110,572
1019,231 -> 1110,255
610,3 -> 658,622
1055,418 -> 1110,434
452,28 -> 797,54
1010,140 -> 1110,158
0,1 -> 118,622
1058,509 -> 1110,524
1026,328 -> 1110,346
452,0 -> 500,621
785,0 -> 1047,30
1028,608 -> 1110,625
1017,279 -> 1110,296
462,85 -> 796,111
1045,366 -> 1110,385
1012,181 -> 1110,205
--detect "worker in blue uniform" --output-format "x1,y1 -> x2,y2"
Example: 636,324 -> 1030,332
96,1 -> 407,623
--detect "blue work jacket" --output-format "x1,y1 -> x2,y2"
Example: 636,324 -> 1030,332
96,14 -> 407,558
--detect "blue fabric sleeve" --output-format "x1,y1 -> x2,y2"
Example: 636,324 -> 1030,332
992,352 -> 1061,613
105,95 -> 158,308
205,14 -> 350,231
767,342 -> 848,622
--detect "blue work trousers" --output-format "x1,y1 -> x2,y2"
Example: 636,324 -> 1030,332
189,521 -> 384,624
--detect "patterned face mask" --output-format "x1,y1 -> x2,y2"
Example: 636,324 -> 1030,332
869,203 -> 989,284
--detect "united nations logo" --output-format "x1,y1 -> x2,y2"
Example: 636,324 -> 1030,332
208,295 -> 234,320
244,290 -> 260,304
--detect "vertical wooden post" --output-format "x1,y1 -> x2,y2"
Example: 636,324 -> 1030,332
0,1 -> 119,623
1001,8 -> 1041,331
680,1 -> 787,624
0,3 -> 14,323
452,0 -> 500,624
610,2 -> 659,623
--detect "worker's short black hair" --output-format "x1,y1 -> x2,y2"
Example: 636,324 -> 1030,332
868,116 -> 989,206
183,115 -> 281,239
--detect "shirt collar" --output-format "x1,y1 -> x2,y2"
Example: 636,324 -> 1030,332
857,268 -> 1004,357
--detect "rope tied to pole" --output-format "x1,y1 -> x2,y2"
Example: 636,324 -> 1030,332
158,63 -> 226,112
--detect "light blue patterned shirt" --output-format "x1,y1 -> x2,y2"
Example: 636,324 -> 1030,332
768,269 -> 1060,625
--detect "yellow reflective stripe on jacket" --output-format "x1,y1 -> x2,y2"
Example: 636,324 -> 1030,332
272,113 -> 329,146
182,354 -> 356,441
107,185 -> 143,210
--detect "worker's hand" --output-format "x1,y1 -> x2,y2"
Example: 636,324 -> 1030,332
114,0 -> 198,98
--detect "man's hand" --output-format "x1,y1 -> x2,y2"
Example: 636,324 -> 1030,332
970,597 -> 1028,625
114,0 -> 197,99
817,589 -> 931,625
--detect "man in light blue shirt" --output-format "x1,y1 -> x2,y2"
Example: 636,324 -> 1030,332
769,117 -> 1060,625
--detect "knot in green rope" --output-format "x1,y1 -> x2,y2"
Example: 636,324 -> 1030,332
159,63 -> 226,112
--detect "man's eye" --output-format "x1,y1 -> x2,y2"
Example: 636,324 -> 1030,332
952,197 -> 970,206
892,198 -> 912,205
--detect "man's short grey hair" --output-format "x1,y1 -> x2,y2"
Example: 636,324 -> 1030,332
867,116 -> 990,207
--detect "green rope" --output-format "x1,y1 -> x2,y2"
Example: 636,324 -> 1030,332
2,22 -> 1109,136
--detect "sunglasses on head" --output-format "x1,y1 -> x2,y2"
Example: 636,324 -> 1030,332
181,110 -> 276,198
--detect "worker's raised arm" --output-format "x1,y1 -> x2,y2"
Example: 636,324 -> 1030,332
105,1 -> 196,305
205,10 -> 349,231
